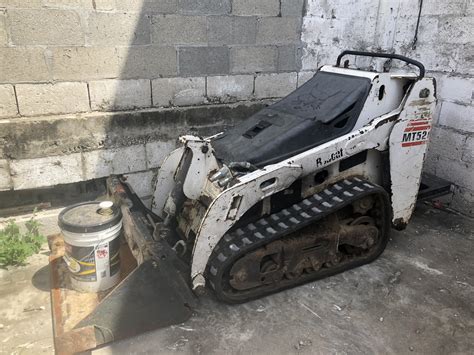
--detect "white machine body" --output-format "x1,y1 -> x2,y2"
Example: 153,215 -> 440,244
151,61 -> 436,290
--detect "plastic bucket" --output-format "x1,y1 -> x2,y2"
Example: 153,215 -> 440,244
58,201 -> 122,293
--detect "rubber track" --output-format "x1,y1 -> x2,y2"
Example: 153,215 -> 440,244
206,177 -> 390,303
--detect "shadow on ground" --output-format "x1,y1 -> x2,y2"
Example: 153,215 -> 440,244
94,204 -> 474,355
32,265 -> 50,292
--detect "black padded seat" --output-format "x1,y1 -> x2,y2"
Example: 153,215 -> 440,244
212,71 -> 372,167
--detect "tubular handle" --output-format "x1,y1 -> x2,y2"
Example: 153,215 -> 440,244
336,50 -> 425,79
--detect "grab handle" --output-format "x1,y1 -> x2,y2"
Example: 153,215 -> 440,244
336,50 -> 425,79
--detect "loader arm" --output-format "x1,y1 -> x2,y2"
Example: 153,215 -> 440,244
389,78 -> 436,228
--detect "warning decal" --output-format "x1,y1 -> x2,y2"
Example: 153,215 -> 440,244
401,119 -> 431,147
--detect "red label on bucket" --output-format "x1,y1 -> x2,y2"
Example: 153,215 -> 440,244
96,247 -> 108,259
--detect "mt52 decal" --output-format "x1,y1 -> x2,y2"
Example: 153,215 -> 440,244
402,119 -> 431,147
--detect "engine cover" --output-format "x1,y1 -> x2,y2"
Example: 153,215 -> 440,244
211,71 -> 371,167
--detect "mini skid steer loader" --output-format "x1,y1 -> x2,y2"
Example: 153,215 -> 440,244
49,51 -> 449,353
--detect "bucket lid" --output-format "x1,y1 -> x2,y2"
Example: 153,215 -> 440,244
58,201 -> 122,233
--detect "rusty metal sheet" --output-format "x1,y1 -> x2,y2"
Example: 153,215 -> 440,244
55,326 -> 97,355
48,179 -> 197,354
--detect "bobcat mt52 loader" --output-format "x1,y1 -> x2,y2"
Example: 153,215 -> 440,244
49,51 -> 448,353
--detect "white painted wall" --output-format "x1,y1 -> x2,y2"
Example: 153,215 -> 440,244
301,0 -> 474,215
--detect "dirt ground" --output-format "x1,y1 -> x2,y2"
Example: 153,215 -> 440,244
0,203 -> 473,354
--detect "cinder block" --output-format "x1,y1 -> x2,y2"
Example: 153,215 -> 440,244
257,17 -> 300,44
408,43 -> 463,75
0,85 -> 18,118
208,16 -> 257,45
152,77 -> 206,107
86,12 -> 150,45
427,126 -> 467,161
41,0 -> 93,9
438,75 -> 474,106
152,15 -> 207,45
178,47 -> 229,76
438,101 -> 474,133
301,17 -> 341,46
278,44 -> 299,71
233,0 -> 279,16
115,0 -> 177,13
230,46 -> 277,73
117,46 -> 177,78
91,0 -> 115,11
301,31 -> 345,71
0,9 -> 7,46
281,0 -> 305,16
303,15 -> 377,56
10,153 -> 83,190
0,0 -> 41,7
255,72 -> 297,99
380,12 -> 420,47
81,150 -> 112,179
462,136 -> 474,164
16,82 -> 89,116
306,0 -> 378,19
435,157 -> 473,190
122,170 -> 154,197
82,145 -> 147,180
207,75 -> 254,102
438,16 -> 474,45
415,16 -> 439,44
0,160 -> 12,191
52,47 -> 121,81
178,0 -> 230,15
9,9 -> 83,45
89,79 -> 151,111
422,0 -> 467,15
422,151 -> 437,176
0,48 -> 49,83
145,140 -> 177,168
297,71 -> 316,87
301,45 -> 320,71
456,43 -> 474,76
451,186 -> 474,217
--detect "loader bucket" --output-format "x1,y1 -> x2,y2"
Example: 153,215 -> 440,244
49,177 -> 197,354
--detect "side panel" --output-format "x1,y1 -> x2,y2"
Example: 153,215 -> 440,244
190,164 -> 303,288
183,141 -> 220,200
355,73 -> 411,129
151,147 -> 185,218
389,78 -> 436,228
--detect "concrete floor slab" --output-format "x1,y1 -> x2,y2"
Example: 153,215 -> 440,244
0,204 -> 472,354
94,204 -> 474,354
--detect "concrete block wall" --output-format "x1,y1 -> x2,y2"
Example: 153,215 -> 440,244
0,100 -> 271,204
0,0 -> 311,204
301,0 -> 474,216
0,0 -> 472,217
0,0 -> 307,118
